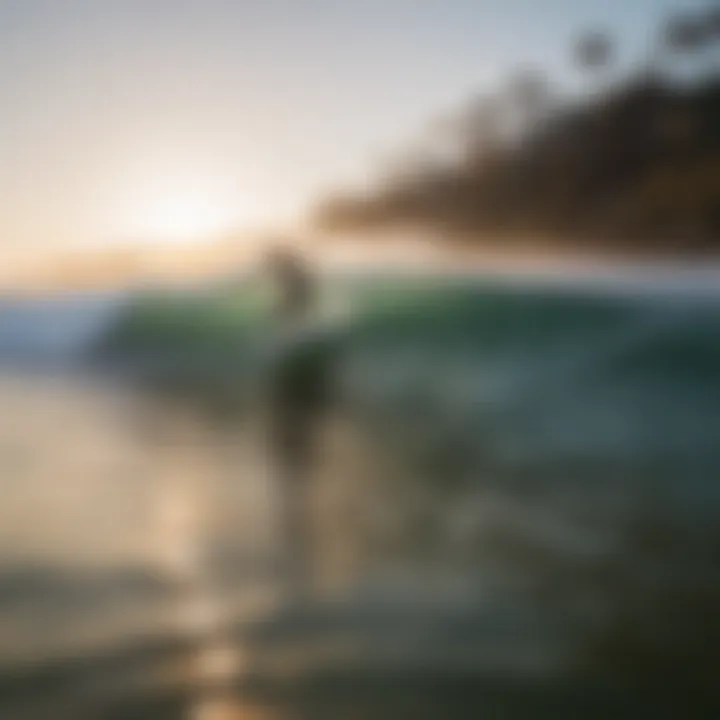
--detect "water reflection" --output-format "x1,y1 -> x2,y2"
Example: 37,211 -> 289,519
149,406 -> 267,720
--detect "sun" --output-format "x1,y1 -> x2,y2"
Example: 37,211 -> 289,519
116,165 -> 248,245
130,185 -> 241,244
140,191 -> 236,243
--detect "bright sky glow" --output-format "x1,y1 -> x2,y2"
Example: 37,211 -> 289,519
0,0 -> 690,251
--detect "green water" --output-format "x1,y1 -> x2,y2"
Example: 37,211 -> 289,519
99,275 -> 720,501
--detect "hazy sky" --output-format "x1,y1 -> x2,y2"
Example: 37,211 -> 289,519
0,0 -> 699,250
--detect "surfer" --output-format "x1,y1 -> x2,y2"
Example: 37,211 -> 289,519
265,245 -> 316,327
262,245 -> 338,594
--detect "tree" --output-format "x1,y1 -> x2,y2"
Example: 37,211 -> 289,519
661,13 -> 710,82
701,6 -> 720,77
506,69 -> 553,137
574,31 -> 614,91
431,94 -> 504,163
707,6 -> 720,39
463,95 -> 505,157
664,14 -> 707,53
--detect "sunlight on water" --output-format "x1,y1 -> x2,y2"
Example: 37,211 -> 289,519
149,409 -> 257,719
192,697 -> 274,720
0,370 -> 285,717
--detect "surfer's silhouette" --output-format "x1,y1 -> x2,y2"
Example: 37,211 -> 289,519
265,246 -> 316,326
263,245 -> 336,594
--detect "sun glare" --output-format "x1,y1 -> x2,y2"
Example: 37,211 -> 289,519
116,165 -> 250,245
141,193 -> 235,243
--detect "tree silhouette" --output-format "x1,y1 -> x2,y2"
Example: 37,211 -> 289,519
708,6 -> 720,39
701,6 -> 720,77
506,69 -> 553,136
314,14 -> 719,252
464,95 -> 504,156
661,13 -> 710,81
664,14 -> 707,53
435,95 -> 505,162
574,31 -> 614,90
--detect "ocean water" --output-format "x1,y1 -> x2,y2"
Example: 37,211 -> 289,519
0,270 -> 718,718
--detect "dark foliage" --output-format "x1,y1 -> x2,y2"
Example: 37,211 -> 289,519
315,53 -> 719,254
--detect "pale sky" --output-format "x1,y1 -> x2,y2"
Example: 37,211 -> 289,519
0,0 -> 698,251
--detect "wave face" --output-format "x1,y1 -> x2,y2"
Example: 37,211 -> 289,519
338,276 -> 720,510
